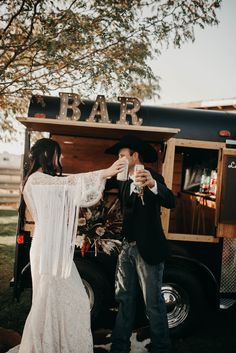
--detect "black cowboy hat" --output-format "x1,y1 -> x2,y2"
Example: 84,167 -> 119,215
105,135 -> 157,163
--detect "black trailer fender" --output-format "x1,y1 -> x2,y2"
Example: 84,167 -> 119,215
74,258 -> 112,327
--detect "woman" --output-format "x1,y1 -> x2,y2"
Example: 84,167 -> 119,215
8,138 -> 125,353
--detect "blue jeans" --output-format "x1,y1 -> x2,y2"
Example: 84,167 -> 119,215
110,242 -> 170,353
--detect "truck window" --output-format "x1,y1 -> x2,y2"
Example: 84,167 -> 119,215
169,146 -> 218,236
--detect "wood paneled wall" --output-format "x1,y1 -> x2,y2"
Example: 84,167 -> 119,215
52,135 -> 160,174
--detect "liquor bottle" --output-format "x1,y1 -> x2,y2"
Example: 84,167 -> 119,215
209,170 -> 217,196
200,169 -> 206,193
199,169 -> 210,193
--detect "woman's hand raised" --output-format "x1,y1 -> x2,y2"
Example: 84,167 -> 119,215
102,159 -> 127,179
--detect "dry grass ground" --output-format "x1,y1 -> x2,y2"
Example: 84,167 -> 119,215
0,208 -> 31,335
0,244 -> 31,334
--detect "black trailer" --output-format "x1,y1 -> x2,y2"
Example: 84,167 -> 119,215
13,94 -> 236,337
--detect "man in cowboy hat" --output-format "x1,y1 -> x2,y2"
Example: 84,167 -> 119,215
105,135 -> 175,353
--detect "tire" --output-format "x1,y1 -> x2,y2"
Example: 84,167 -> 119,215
162,268 -> 207,337
74,259 -> 112,326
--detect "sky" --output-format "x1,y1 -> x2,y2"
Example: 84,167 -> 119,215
1,0 -> 236,155
150,0 -> 236,105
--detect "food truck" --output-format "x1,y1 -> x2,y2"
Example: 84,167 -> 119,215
13,93 -> 236,337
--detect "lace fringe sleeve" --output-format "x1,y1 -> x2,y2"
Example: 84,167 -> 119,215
70,170 -> 106,208
25,170 -> 105,208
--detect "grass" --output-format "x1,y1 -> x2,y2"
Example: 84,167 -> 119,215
0,223 -> 17,237
0,245 -> 15,294
0,209 -> 17,218
0,244 -> 31,334
0,208 -> 31,334
0,209 -> 18,237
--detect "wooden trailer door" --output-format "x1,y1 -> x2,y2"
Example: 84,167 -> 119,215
216,148 -> 236,238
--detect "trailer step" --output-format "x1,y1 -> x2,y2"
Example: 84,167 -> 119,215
220,298 -> 236,309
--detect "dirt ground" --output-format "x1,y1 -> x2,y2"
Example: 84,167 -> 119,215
92,303 -> 236,353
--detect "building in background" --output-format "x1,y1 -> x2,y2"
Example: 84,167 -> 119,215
166,97 -> 236,112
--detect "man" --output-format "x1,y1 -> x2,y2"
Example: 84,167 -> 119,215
105,135 -> 175,353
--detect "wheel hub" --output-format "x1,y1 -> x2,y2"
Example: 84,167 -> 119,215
162,284 -> 190,328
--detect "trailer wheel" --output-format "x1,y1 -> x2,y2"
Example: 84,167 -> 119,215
163,268 -> 206,337
74,259 -> 111,326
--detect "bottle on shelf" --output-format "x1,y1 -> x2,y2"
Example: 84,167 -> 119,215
209,170 -> 217,196
199,169 -> 210,193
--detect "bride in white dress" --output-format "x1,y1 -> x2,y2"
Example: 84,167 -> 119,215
8,138 -> 125,353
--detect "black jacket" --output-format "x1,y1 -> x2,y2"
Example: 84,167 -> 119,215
106,169 -> 175,265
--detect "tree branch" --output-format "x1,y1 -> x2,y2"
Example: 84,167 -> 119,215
2,0 -> 26,34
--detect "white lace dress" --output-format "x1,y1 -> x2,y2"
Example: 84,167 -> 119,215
8,171 -> 105,353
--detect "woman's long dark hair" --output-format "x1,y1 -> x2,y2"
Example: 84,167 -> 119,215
18,138 -> 63,237
23,138 -> 62,186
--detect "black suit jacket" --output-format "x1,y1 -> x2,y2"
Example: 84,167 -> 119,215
106,169 -> 175,265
